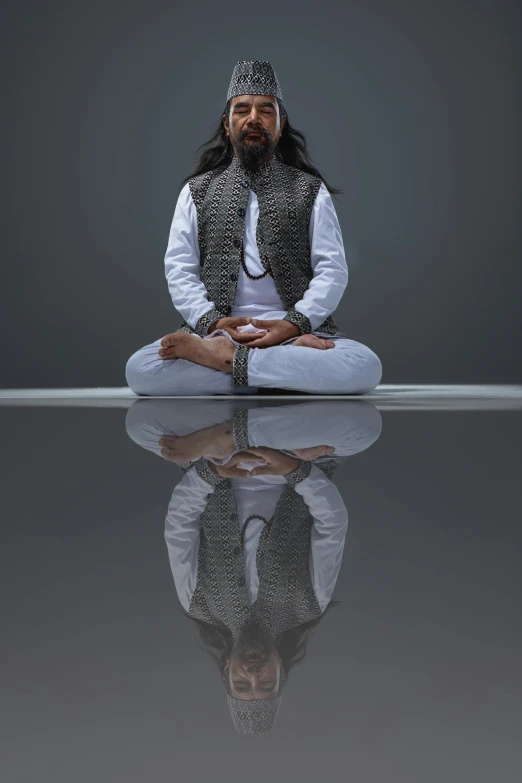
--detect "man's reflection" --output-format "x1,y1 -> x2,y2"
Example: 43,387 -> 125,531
126,400 -> 382,734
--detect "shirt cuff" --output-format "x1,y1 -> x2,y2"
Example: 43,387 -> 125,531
194,308 -> 228,337
194,457 -> 227,486
232,408 -> 251,451
284,460 -> 312,486
283,307 -> 312,335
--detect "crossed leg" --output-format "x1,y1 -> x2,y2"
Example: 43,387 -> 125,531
125,329 -> 382,396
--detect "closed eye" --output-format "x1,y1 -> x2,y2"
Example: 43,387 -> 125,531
232,681 -> 251,692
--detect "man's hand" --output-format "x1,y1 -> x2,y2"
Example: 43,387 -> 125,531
236,319 -> 300,348
239,447 -> 302,476
208,316 -> 264,343
208,450 -> 263,478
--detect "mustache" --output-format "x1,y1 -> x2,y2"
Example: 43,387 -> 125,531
239,127 -> 271,141
241,655 -> 273,673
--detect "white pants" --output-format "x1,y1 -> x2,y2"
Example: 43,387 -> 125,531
125,329 -> 382,396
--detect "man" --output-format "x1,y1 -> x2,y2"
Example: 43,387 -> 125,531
125,398 -> 382,734
125,60 -> 382,395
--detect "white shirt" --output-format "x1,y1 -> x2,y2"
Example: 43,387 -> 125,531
164,180 -> 348,332
164,462 -> 348,614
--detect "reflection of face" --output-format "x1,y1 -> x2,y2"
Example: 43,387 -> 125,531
225,618 -> 283,700
228,654 -> 281,700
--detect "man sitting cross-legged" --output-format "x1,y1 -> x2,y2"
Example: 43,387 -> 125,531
125,60 -> 382,396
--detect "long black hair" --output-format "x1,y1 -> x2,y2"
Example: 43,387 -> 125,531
180,98 -> 343,200
184,600 -> 341,693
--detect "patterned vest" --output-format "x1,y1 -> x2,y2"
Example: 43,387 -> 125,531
177,153 -> 345,338
186,458 -> 323,639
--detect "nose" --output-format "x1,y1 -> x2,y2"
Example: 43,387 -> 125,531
246,106 -> 264,126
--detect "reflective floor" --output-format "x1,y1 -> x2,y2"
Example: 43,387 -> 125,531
2,399 -> 521,781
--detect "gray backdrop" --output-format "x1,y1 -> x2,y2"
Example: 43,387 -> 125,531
2,0 -> 520,388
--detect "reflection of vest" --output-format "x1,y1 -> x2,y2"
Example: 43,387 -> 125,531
177,154 -> 345,337
187,462 -> 322,639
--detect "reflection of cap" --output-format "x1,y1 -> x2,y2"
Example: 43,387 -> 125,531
227,60 -> 283,103
227,693 -> 283,735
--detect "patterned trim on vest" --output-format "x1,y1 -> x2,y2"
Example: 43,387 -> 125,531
232,407 -> 250,450
194,307 -> 227,337
283,459 -> 312,486
194,457 -> 227,487
232,345 -> 250,387
313,455 -> 349,480
283,307 -> 312,335
176,155 -> 346,338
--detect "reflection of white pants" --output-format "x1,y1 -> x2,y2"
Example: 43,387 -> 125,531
125,329 -> 382,396
125,399 -> 382,459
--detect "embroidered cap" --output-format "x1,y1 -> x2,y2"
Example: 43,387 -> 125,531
227,693 -> 283,735
227,60 -> 283,102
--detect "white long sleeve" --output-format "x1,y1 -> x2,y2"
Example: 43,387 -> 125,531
296,182 -> 349,331
163,467 -> 215,612
163,181 -> 348,331
293,464 -> 348,611
164,184 -> 218,330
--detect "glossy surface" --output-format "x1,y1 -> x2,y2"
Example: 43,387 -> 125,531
2,399 -> 521,781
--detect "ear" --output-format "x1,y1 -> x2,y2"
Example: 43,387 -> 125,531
223,113 -> 229,137
278,660 -> 287,690
222,658 -> 230,679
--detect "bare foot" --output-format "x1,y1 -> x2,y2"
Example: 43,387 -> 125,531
291,335 -> 335,349
158,422 -> 236,463
292,445 -> 336,461
159,333 -> 235,372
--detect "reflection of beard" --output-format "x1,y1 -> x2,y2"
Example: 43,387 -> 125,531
232,617 -> 275,672
234,126 -> 275,174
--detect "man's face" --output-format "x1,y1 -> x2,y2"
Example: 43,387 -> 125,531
227,653 -> 282,701
223,94 -> 286,170
225,617 -> 283,700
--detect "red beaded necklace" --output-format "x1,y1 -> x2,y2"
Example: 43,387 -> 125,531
240,240 -> 272,281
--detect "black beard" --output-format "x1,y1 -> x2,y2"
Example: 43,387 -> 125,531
234,127 -> 275,173
232,617 -> 275,671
